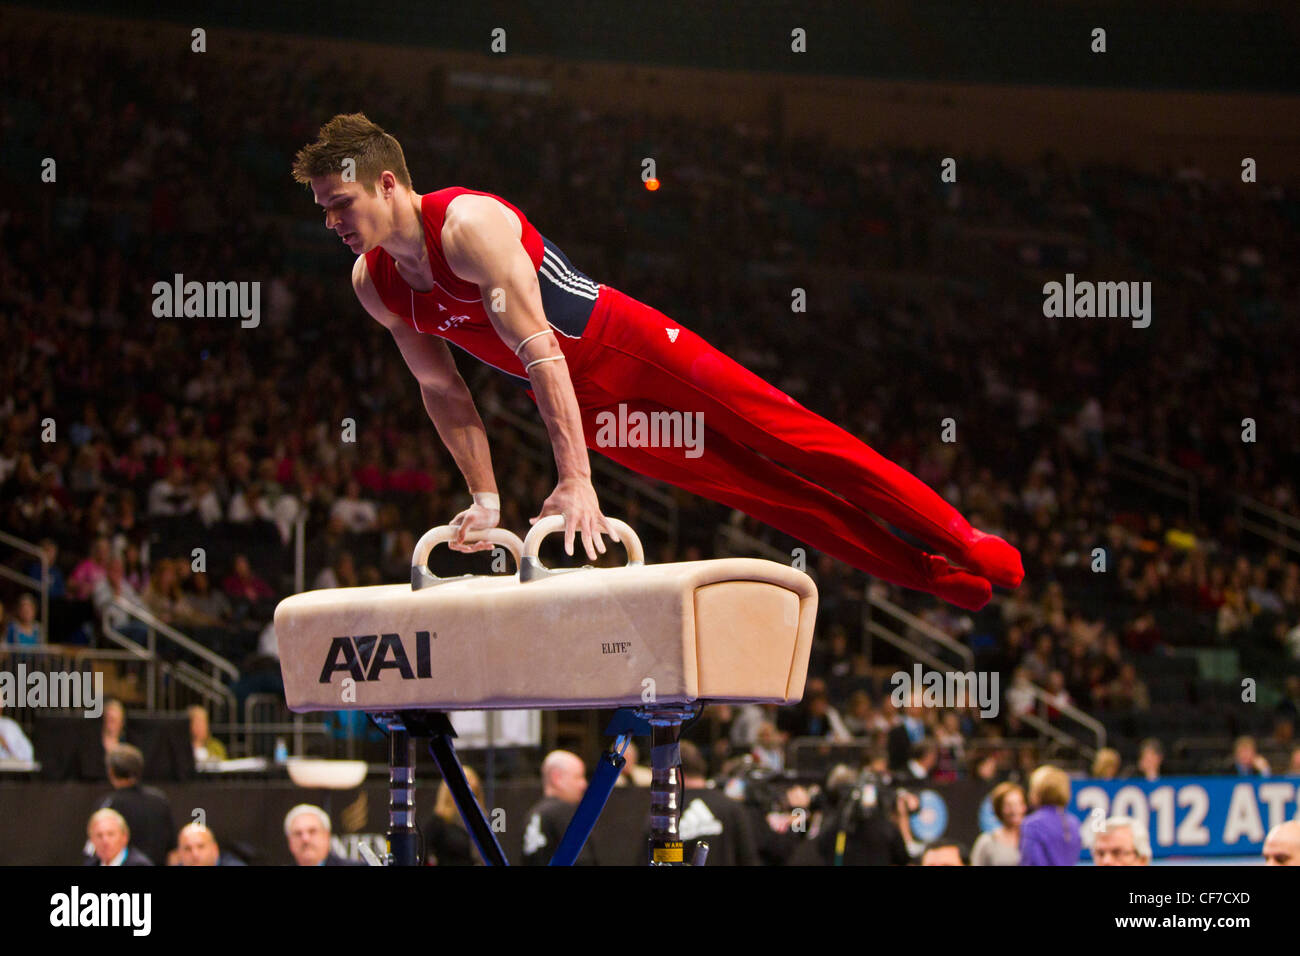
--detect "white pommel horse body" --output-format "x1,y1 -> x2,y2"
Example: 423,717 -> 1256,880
274,516 -> 818,866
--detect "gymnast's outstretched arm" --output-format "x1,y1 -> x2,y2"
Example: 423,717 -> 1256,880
441,198 -> 615,561
352,255 -> 500,552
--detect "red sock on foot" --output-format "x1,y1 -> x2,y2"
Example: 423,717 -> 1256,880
923,554 -> 993,611
963,530 -> 1024,590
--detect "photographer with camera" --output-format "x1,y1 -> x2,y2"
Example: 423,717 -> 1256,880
815,762 -> 914,865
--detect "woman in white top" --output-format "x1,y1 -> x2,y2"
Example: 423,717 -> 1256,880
972,781 -> 1026,866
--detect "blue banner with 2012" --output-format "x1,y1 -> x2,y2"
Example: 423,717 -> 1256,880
1069,776 -> 1300,858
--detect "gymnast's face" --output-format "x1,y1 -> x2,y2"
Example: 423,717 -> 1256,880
312,173 -> 390,254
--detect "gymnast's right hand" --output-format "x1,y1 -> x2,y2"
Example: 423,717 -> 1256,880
447,499 -> 501,553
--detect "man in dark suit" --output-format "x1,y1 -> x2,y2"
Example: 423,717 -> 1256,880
96,744 -> 175,866
521,750 -> 596,865
85,808 -> 154,866
285,804 -> 364,866
176,821 -> 247,866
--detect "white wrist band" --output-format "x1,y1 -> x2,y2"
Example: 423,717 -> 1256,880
514,329 -> 554,357
472,492 -> 500,511
524,354 -> 566,373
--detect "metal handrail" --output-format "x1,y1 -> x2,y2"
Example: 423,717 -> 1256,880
865,620 -> 955,674
0,528 -> 50,644
867,592 -> 974,669
105,599 -> 239,680
1111,446 -> 1199,523
1015,682 -> 1107,751
1235,494 -> 1300,556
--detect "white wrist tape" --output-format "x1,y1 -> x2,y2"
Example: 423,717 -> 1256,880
513,329 -> 554,357
472,492 -> 500,511
524,354 -> 566,373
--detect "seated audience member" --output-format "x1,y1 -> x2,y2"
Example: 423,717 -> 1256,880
1092,816 -> 1152,866
176,822 -> 245,866
24,538 -> 66,598
2,593 -> 42,645
186,571 -> 233,625
425,766 -> 484,866
96,743 -> 176,867
189,704 -> 227,762
1225,735 -> 1271,776
971,782 -> 1025,866
67,537 -> 112,601
0,700 -> 35,762
85,808 -> 152,866
222,554 -> 275,606
1090,747 -> 1121,779
1263,820 -> 1300,866
920,841 -> 970,865
285,804 -> 362,866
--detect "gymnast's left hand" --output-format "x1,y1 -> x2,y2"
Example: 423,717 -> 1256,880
448,501 -> 501,553
532,476 -> 619,561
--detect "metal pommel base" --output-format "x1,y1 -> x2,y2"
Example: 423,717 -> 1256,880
369,705 -> 707,867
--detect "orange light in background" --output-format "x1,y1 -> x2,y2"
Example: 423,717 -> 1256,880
645,178 -> 660,191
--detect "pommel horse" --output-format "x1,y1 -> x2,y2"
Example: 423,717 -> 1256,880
274,516 -> 817,865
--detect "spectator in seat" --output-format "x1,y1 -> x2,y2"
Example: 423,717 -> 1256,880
285,804 -> 362,866
425,765 -> 484,866
3,593 -> 42,646
189,704 -> 227,762
313,551 -> 358,591
1263,821 -> 1300,866
92,557 -> 149,642
920,841 -> 969,865
1092,816 -> 1151,866
1099,662 -> 1150,712
67,536 -> 112,600
750,721 -> 786,771
1019,765 -> 1081,866
147,461 -> 192,518
24,538 -> 65,598
1225,735 -> 1270,776
186,571 -> 233,625
972,782 -> 1025,866
223,555 -> 274,602
95,744 -> 175,868
176,822 -> 245,866
141,559 -> 201,627
0,700 -> 35,762
1090,747 -> 1121,779
1132,738 -> 1164,781
330,478 -> 378,533
85,808 -> 152,866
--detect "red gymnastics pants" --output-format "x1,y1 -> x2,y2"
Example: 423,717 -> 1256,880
538,286 -> 1024,611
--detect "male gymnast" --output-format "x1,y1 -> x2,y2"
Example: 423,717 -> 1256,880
292,113 -> 1023,610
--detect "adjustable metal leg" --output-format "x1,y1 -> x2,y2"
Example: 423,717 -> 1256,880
371,710 -> 508,867
636,704 -> 699,866
387,727 -> 420,866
